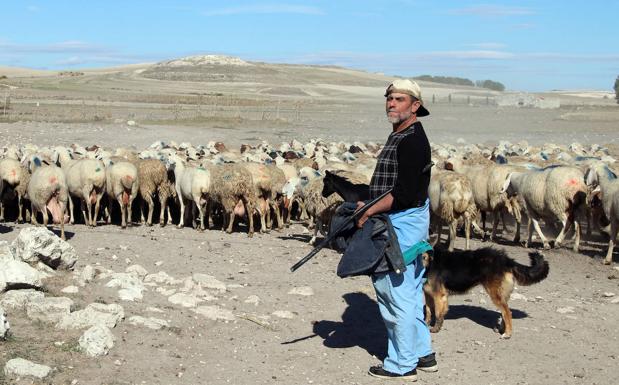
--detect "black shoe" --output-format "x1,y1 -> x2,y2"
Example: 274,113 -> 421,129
368,365 -> 417,381
417,353 -> 438,372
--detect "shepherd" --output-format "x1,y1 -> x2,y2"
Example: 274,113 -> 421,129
358,79 -> 437,381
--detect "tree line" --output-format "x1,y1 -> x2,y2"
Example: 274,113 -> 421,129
413,75 -> 505,91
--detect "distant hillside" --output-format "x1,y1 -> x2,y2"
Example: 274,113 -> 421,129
139,54 -> 389,87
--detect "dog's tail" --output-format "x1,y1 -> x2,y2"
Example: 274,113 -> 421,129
512,252 -> 549,285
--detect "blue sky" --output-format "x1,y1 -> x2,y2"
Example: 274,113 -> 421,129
1,1 -> 617,91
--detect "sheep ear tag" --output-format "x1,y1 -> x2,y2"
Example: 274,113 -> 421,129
34,157 -> 42,167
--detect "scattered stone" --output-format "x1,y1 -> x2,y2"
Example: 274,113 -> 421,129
602,292 -> 615,298
144,271 -> 176,285
192,273 -> 227,292
611,298 -> 619,304
79,325 -> 115,357
0,289 -> 45,311
61,285 -> 79,294
146,307 -> 165,313
11,227 -> 78,270
510,293 -> 528,301
126,264 -> 148,278
288,286 -> 314,296
0,306 -> 10,339
556,306 -> 576,314
0,259 -> 43,292
128,315 -> 169,330
168,293 -> 202,308
155,287 -> 176,296
57,303 -> 125,330
193,305 -> 235,321
26,297 -> 74,323
272,310 -> 295,319
77,265 -> 96,285
3,358 -> 51,379
244,295 -> 260,306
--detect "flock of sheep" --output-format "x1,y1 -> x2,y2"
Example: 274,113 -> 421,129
0,138 -> 617,265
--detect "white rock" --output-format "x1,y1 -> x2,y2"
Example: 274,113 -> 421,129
56,303 -> 125,330
556,306 -> 576,314
192,273 -> 227,292
193,305 -> 235,321
0,306 -> 10,339
168,293 -> 202,308
155,287 -> 176,296
602,292 -> 615,298
611,297 -> 619,304
144,271 -> 176,285
77,265 -> 96,285
128,316 -> 169,330
3,358 -> 51,379
288,286 -> 314,296
244,295 -> 260,306
145,306 -> 165,313
79,325 -> 115,357
0,259 -> 43,291
0,289 -> 45,310
272,310 -> 295,319
510,293 -> 528,301
0,240 -> 14,262
118,288 -> 143,301
126,264 -> 148,278
26,297 -> 74,323
11,226 -> 78,270
61,285 -> 79,294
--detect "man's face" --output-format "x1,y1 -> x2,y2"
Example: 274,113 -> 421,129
385,92 -> 419,124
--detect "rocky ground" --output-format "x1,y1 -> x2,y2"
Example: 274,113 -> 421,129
1,216 -> 618,385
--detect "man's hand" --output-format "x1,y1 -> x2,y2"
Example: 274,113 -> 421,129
356,201 -> 369,228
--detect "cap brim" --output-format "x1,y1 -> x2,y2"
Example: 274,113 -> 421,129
417,105 -> 430,117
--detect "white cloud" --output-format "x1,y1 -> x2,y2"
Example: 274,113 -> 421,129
449,4 -> 534,17
203,4 -> 324,16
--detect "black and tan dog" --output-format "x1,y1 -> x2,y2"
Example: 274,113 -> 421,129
422,247 -> 549,339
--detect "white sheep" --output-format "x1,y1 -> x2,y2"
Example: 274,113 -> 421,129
65,159 -> 106,226
178,165 -> 211,231
584,162 -> 619,264
27,158 -> 68,240
298,175 -> 342,245
105,160 -> 139,228
0,158 -> 30,223
502,165 -> 587,251
429,168 -> 477,251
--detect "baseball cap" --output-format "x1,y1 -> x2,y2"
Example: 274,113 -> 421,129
384,79 -> 430,117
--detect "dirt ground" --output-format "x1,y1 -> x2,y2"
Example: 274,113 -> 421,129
0,63 -> 618,385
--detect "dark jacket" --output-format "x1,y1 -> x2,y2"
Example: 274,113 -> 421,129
330,202 -> 406,278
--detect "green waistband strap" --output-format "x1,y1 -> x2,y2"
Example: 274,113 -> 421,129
402,240 -> 433,265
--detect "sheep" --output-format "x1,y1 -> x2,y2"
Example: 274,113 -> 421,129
0,158 -> 30,223
265,164 -> 287,230
105,161 -> 139,228
178,165 -> 211,231
65,159 -> 106,226
428,168 -> 477,251
502,165 -> 587,251
584,162 -> 619,264
133,159 -> 177,227
298,175 -> 343,245
27,158 -> 68,240
242,162 -> 274,233
209,163 -> 256,237
445,158 -> 524,242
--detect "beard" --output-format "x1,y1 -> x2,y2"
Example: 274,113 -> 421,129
386,110 -> 412,124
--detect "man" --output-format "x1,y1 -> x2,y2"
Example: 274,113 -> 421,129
357,79 -> 437,381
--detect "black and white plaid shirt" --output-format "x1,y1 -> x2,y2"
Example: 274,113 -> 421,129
370,125 -> 416,199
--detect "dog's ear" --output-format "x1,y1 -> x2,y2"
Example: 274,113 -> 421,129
421,252 -> 432,268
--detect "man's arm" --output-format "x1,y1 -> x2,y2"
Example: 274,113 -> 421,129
355,193 -> 394,228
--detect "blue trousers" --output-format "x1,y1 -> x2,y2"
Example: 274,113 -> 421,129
371,201 -> 433,374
